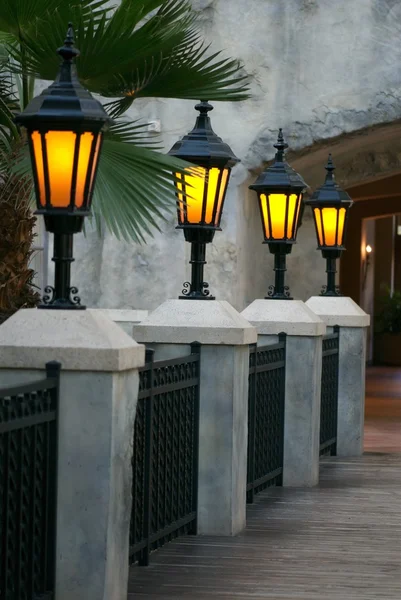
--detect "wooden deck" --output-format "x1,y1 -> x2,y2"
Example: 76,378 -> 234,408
365,366 -> 401,452
128,367 -> 401,599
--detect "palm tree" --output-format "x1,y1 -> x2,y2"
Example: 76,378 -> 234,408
0,0 -> 249,321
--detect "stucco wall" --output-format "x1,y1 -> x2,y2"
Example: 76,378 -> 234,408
69,0 -> 401,311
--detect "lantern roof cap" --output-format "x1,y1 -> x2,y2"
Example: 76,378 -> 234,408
305,154 -> 353,206
168,100 -> 239,167
249,129 -> 307,193
15,23 -> 112,130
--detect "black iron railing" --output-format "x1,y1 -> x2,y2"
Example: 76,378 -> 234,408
0,362 -> 60,600
247,336 -> 286,503
130,344 -> 200,566
320,327 -> 340,456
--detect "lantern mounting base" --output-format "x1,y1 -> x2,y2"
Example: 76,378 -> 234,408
39,231 -> 86,310
38,285 -> 85,310
320,285 -> 342,297
180,281 -> 215,300
265,242 -> 293,300
179,234 -> 216,300
320,251 -> 342,297
266,285 -> 292,300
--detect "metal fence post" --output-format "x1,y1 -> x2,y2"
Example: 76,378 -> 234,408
139,349 -> 154,567
247,344 -> 257,504
189,342 -> 201,535
44,361 -> 61,596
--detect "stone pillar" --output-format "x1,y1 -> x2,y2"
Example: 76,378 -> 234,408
306,296 -> 370,457
241,299 -> 326,487
0,309 -> 144,600
133,299 -> 257,535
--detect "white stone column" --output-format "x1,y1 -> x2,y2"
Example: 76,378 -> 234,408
306,296 -> 370,457
0,309 -> 144,600
241,300 -> 326,487
133,299 -> 257,536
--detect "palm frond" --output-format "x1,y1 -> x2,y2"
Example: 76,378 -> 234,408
8,0 -> 249,106
0,61 -> 20,172
93,133 -> 195,242
0,0 -> 110,37
2,0 -> 247,245
107,119 -> 162,148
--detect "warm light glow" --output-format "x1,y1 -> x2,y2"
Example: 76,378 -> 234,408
31,131 -> 45,205
366,244 -> 372,254
75,132 -> 95,207
46,131 -> 76,206
88,134 -> 102,195
259,193 -> 300,239
31,130 -> 99,208
314,206 -> 346,246
176,167 -> 229,226
214,169 -> 229,227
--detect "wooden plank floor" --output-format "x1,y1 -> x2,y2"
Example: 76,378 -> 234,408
365,366 -> 401,452
128,455 -> 401,599
128,367 -> 401,599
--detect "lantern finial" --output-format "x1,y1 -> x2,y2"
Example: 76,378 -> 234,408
325,154 -> 336,184
274,128 -> 288,162
58,22 -> 79,62
195,100 -> 214,115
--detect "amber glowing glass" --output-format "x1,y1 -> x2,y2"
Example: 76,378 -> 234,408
30,130 -> 100,209
314,206 -> 346,247
31,131 -> 45,205
175,167 -> 229,226
259,193 -> 301,240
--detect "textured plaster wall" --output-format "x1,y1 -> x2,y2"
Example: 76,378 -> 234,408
70,0 -> 401,311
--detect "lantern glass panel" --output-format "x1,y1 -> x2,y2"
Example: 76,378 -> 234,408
75,132 -> 95,207
175,167 -> 229,226
214,168 -> 229,226
46,131 -> 77,207
89,134 -> 102,193
314,206 -> 347,246
31,131 -> 45,205
259,193 -> 301,240
30,130 -> 101,209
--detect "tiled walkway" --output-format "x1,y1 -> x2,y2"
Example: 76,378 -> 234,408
128,367 -> 401,600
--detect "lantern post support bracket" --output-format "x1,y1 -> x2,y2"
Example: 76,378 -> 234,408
320,248 -> 342,297
266,242 -> 293,300
180,227 -> 216,300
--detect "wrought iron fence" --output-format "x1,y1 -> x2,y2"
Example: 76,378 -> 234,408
247,336 -> 286,503
130,344 -> 200,566
0,362 -> 60,600
320,327 -> 340,456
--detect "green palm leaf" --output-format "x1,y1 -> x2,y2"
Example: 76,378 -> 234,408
1,0 -> 248,244
0,0 -> 109,37
7,0 -> 249,105
94,140 -> 186,242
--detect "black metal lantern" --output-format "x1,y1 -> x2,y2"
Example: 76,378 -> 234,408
168,101 -> 239,299
15,23 -> 111,309
249,129 -> 307,299
305,155 -> 353,296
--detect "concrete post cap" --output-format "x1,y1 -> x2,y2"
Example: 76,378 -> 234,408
306,296 -> 370,327
0,308 -> 145,371
241,299 -> 326,336
133,299 -> 257,345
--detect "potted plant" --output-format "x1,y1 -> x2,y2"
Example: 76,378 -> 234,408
374,286 -> 401,365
